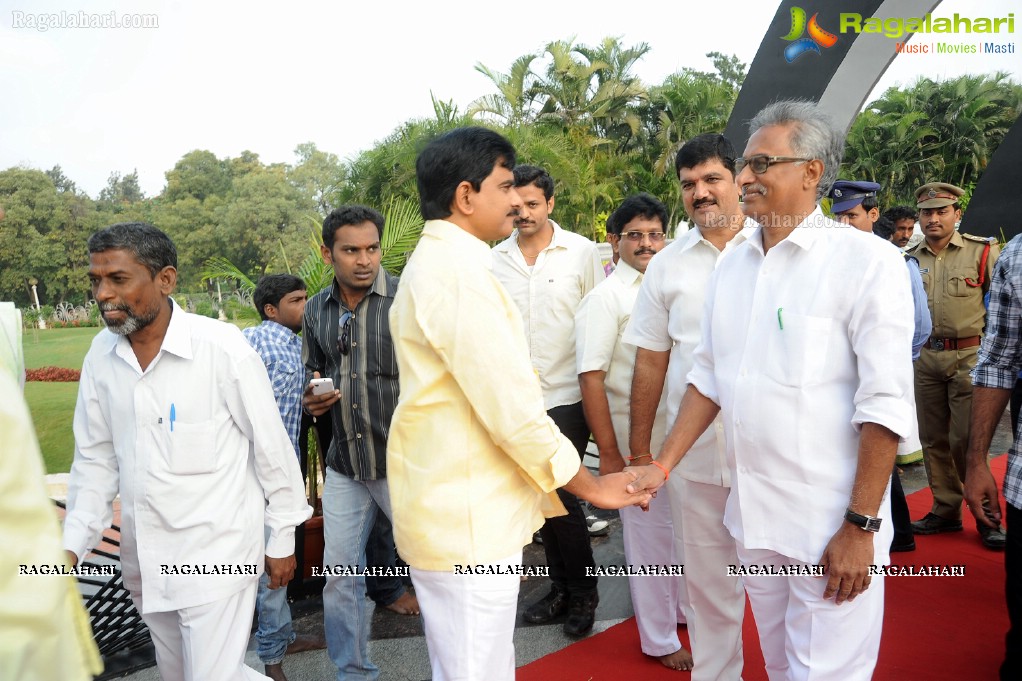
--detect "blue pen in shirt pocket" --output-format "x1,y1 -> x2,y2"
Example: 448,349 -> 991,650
170,403 -> 176,432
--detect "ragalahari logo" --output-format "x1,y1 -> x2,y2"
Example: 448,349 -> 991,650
782,7 -> 839,62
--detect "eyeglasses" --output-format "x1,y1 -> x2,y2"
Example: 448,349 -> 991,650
734,155 -> 812,175
621,231 -> 666,243
337,311 -> 353,356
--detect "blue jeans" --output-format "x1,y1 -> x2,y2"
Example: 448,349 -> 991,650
322,468 -> 392,681
365,512 -> 404,607
256,526 -> 296,665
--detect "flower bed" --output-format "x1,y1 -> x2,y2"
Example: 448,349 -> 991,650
26,366 -> 81,382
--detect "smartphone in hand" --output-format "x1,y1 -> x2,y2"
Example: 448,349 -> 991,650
310,377 -> 335,395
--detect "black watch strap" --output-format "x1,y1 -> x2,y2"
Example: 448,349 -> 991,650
844,508 -> 882,533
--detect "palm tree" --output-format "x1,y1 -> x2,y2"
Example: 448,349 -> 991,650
468,54 -> 539,126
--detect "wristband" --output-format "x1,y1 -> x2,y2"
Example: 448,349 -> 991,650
628,453 -> 652,462
650,459 -> 670,481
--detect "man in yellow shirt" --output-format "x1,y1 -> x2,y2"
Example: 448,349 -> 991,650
387,126 -> 650,681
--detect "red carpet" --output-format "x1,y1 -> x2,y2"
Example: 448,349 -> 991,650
518,456 -> 1009,680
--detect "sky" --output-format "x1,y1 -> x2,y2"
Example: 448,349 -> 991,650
0,0 -> 1017,198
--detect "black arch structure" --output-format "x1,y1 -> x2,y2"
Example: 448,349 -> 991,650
724,0 -> 1019,238
960,116 -> 1022,240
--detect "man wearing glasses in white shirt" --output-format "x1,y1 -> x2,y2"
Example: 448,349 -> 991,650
628,101 -> 915,680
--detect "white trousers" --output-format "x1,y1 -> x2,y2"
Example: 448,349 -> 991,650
133,584 -> 268,681
736,543 -> 884,681
677,478 -> 746,681
620,486 -> 684,656
410,551 -> 522,681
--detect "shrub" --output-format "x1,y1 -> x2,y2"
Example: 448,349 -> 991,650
194,300 -> 217,318
26,366 -> 82,382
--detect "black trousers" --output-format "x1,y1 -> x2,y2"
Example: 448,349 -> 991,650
539,402 -> 598,595
1003,503 -> 1021,681
889,466 -> 913,549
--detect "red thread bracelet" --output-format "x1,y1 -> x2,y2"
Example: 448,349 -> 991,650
650,459 -> 669,481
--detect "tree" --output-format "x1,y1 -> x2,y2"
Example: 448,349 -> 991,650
468,54 -> 539,126
46,165 -> 78,195
218,164 -> 302,280
529,38 -> 649,147
289,142 -> 347,216
163,150 -> 231,202
842,73 -> 1021,207
0,169 -> 62,305
98,169 -> 144,204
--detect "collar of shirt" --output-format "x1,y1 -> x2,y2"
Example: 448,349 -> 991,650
610,257 -> 642,287
108,298 -> 192,372
248,319 -> 300,346
329,268 -> 395,309
422,219 -> 494,268
747,206 -> 839,256
676,217 -> 758,256
493,219 -> 568,267
919,229 -> 965,256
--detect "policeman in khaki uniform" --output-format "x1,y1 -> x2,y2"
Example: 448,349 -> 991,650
908,182 -> 1006,550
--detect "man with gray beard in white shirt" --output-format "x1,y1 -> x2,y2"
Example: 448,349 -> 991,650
63,223 -> 312,681
628,101 -> 915,681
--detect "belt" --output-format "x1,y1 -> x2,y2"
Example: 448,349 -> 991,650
924,336 -> 980,351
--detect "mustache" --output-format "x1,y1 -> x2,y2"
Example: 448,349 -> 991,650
693,198 -> 717,209
509,210 -> 522,218
742,183 -> 767,198
634,248 -> 656,256
99,303 -> 130,313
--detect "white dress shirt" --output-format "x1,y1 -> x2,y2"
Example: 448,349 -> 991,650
622,220 -> 757,485
492,220 -> 605,410
688,209 -> 914,565
63,300 -> 312,613
575,259 -> 667,456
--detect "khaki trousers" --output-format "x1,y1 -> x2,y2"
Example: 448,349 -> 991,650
914,345 -> 978,521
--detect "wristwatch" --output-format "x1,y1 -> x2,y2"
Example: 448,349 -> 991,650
844,508 -> 882,533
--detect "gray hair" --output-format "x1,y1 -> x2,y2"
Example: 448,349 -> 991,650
88,222 -> 178,277
748,100 -> 843,199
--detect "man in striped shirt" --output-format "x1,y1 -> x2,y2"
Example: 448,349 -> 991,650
302,205 -> 416,681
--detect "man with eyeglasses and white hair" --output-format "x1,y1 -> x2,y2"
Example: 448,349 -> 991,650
627,101 -> 915,680
302,205 -> 418,681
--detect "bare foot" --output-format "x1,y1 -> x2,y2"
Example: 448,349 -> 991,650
383,591 -> 420,616
658,646 -> 693,672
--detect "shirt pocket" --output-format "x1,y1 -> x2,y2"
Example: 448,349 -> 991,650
369,331 -> 399,377
947,269 -> 977,297
270,363 -> 302,400
166,419 -> 217,475
765,312 -> 839,388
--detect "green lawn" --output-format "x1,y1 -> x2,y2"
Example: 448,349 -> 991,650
22,326 -> 101,369
24,381 -> 79,473
22,327 -> 99,473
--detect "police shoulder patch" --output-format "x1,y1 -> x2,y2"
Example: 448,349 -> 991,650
962,233 -> 994,245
